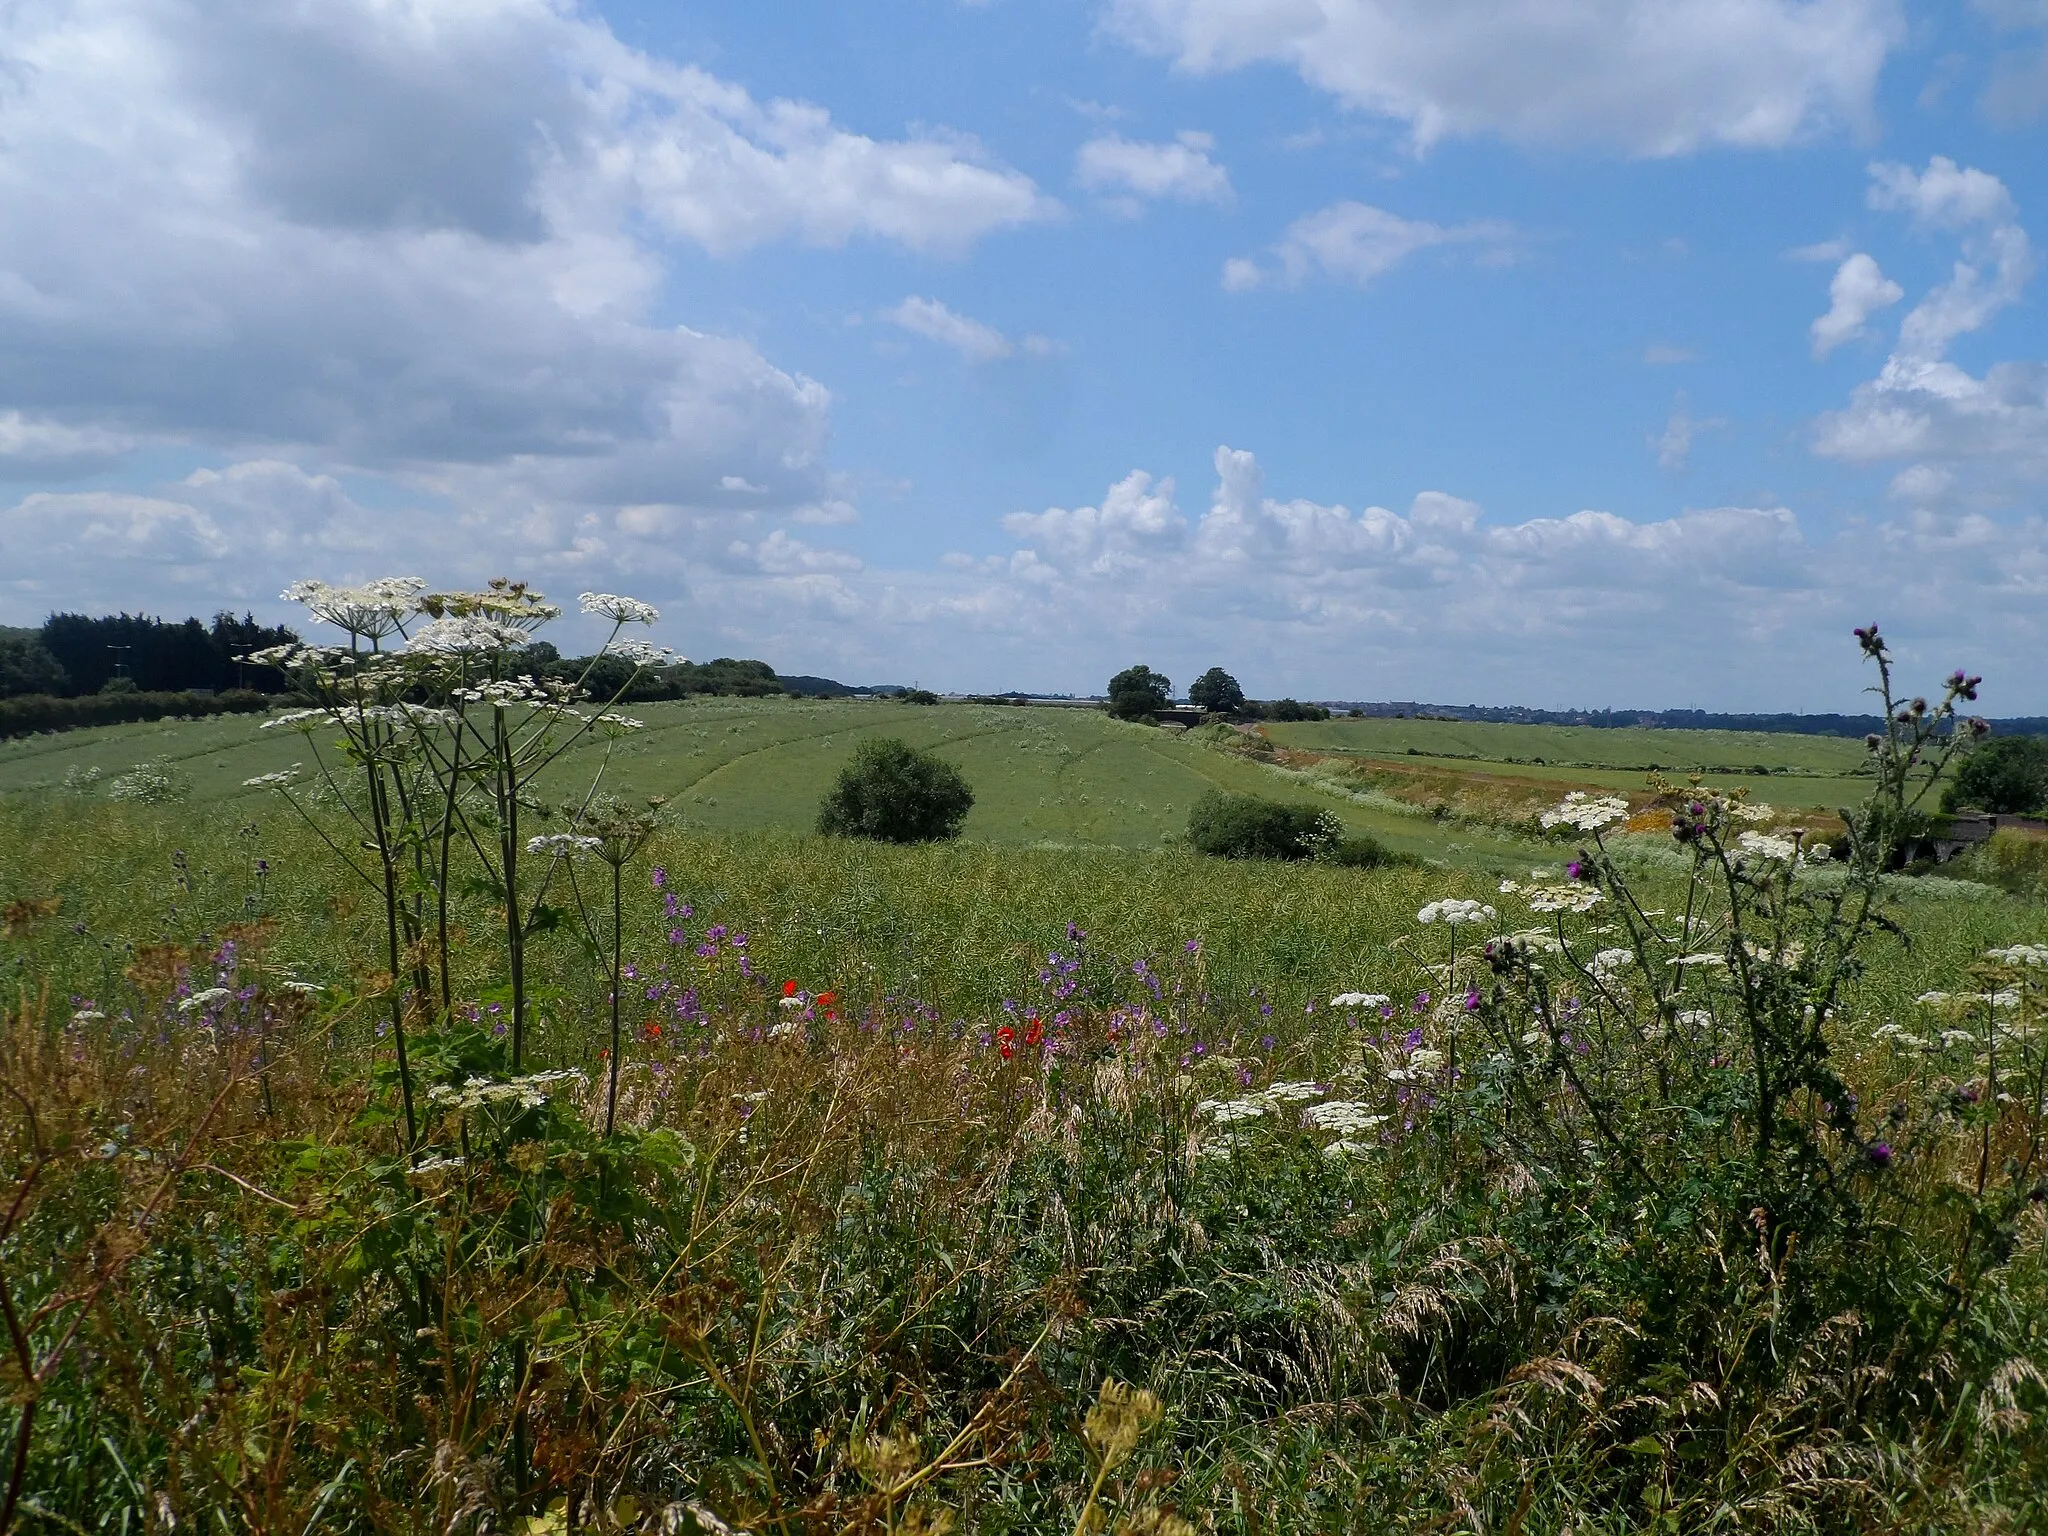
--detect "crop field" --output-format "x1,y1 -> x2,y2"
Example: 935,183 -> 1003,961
0,696 -> 1904,862
0,697 -> 1555,865
1266,715 -> 1873,775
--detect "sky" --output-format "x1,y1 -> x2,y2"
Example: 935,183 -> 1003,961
1,1 -> 2046,711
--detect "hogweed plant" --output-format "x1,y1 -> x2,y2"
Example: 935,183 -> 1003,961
247,578 -> 676,1144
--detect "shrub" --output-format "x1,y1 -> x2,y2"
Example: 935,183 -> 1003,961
1106,664 -> 1170,721
901,688 -> 941,705
0,687 -> 274,740
105,757 -> 188,804
1942,732 -> 2048,813
1962,826 -> 2048,898
1322,832 -> 1408,868
817,737 -> 974,843
1185,791 -> 1335,860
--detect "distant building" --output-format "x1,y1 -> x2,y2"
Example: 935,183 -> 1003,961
1922,813 -> 2048,863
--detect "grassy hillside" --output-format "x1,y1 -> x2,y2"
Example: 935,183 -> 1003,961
0,696 -> 1549,865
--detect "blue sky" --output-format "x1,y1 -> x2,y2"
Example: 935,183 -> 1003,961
2,1 -> 2046,710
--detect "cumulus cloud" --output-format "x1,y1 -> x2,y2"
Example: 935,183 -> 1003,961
1075,131 -> 1232,205
1224,202 -> 1514,290
916,446 -> 2048,709
0,0 -> 1055,611
1810,253 -> 1905,357
1000,470 -> 1188,577
1814,158 -> 2046,497
883,297 -> 1057,362
1105,0 -> 1903,156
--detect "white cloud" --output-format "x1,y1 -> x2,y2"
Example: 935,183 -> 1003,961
1106,0 -> 1903,156
0,461 -> 411,615
0,0 -> 1060,613
1225,201 -> 1515,290
1000,470 -> 1187,577
0,414 -> 142,478
1810,253 -> 1904,357
909,446 -> 2048,709
1787,239 -> 1852,262
1653,396 -> 1726,470
1075,132 -> 1232,205
1867,155 -> 2016,232
1814,159 -> 2045,497
611,62 -> 1056,257
883,297 -> 1046,363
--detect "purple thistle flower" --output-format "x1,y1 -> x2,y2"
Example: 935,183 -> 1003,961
1867,1142 -> 1893,1168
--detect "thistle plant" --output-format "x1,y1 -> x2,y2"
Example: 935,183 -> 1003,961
247,577 -> 677,1143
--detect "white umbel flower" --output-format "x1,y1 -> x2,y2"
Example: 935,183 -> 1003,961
1418,898 -> 1495,926
579,592 -> 660,624
1540,792 -> 1631,831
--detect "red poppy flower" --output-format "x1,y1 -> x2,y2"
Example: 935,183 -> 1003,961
783,980 -> 798,997
996,1023 -> 1016,1060
817,991 -> 837,1008
1024,1016 -> 1043,1048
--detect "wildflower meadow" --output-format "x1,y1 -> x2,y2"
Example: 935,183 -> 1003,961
0,580 -> 2044,1533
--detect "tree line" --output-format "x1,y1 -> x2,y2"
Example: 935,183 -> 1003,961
1105,663 -> 1333,722
0,612 -> 301,699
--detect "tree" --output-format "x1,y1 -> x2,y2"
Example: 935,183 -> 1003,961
1106,664 -> 1171,721
818,737 -> 975,843
1942,734 -> 2048,815
1188,666 -> 1245,714
0,636 -> 67,698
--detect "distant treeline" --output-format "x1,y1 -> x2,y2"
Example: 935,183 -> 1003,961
521,649 -> 787,701
0,613 -> 805,738
1337,701 -> 2048,739
0,613 -> 300,698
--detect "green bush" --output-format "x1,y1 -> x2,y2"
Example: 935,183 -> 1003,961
1322,832 -> 1407,868
1962,827 -> 2048,898
817,737 -> 974,843
1186,790 -> 1335,860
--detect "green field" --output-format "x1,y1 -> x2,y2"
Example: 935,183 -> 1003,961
0,696 -> 1555,865
1265,714 -> 1873,773
0,695 -> 1918,863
